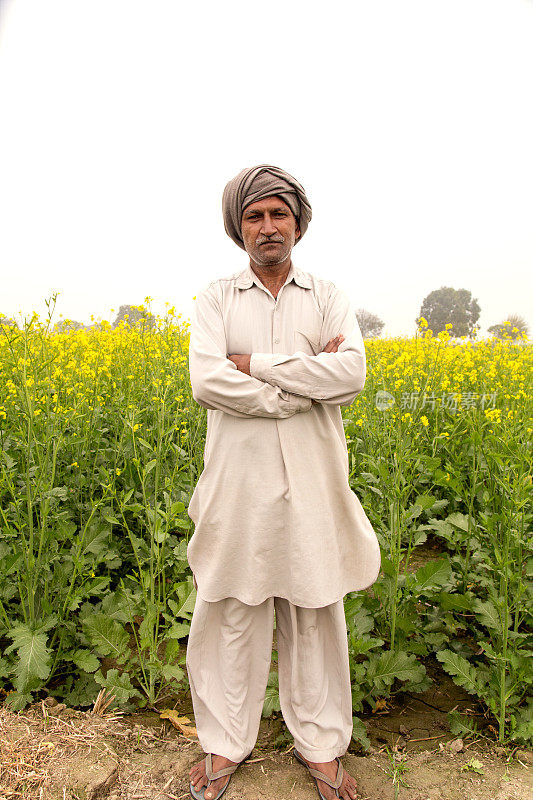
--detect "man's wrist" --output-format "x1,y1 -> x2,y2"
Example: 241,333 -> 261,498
228,354 -> 252,375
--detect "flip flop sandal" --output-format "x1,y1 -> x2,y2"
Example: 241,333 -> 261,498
293,749 -> 345,800
189,751 -> 253,800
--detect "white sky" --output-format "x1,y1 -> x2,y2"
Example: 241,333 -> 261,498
1,0 -> 532,337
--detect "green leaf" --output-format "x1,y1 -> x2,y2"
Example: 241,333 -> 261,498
360,472 -> 379,484
173,539 -> 189,562
123,502 -> 144,514
82,522 -> 112,555
461,758 -> 484,774
413,559 -> 452,593
436,650 -> 483,697
351,686 -> 366,712
42,486 -> 68,502
395,614 -> 416,634
84,576 -> 111,597
407,503 -> 424,520
351,716 -> 371,751
1,552 -> 23,577
6,624 -> 52,694
172,518 -> 190,529
4,690 -> 34,711
412,529 -> 428,547
419,455 -> 441,471
167,622 -> 191,639
446,513 -> 470,533
94,668 -> 140,705
162,664 -> 184,683
63,673 -> 101,708
175,584 -> 197,618
350,635 -> 385,656
366,650 -> 425,690
138,604 -> 158,649
448,709 -> 479,740
72,649 -> 100,673
2,452 -> 16,469
346,607 -> 375,637
413,494 -> 437,510
122,488 -> 134,504
473,599 -> 502,634
424,633 -> 449,651
143,459 -> 157,477
379,556 -> 396,578
437,592 -> 473,611
510,699 -> 533,745
100,589 -> 131,622
426,518 -> 454,541
262,671 -> 281,717
164,638 -> 182,663
82,615 -> 130,660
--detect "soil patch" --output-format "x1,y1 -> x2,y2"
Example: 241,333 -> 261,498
1,698 -> 531,800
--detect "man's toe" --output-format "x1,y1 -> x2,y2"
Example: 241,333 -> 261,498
346,780 -> 359,799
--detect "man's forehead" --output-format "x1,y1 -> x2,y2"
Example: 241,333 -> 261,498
242,196 -> 293,215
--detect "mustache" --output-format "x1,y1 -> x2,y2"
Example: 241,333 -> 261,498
256,235 -> 285,245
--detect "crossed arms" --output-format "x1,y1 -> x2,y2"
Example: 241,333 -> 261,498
188,285 -> 366,420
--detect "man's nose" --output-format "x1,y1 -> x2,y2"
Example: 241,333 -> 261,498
260,214 -> 277,236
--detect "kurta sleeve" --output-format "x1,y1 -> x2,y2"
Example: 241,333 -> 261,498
249,285 -> 366,406
189,288 -> 313,419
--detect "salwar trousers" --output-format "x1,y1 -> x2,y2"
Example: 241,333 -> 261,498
186,595 -> 353,763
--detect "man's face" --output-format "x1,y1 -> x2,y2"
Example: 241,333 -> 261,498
241,196 -> 301,267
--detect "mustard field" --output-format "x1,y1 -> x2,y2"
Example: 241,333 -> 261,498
0,307 -> 531,747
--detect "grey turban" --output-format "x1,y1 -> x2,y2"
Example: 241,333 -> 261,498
222,164 -> 312,250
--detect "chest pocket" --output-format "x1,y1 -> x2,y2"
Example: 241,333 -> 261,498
293,326 -> 322,356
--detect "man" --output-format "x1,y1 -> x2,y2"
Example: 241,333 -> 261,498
186,165 -> 381,800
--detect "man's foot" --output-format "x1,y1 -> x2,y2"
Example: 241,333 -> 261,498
188,754 -> 239,800
296,752 -> 359,800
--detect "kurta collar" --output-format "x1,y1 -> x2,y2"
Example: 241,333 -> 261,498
234,262 -> 312,290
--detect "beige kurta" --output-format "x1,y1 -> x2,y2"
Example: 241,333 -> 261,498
186,261 -> 381,607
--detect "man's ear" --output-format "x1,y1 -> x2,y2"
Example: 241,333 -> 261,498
295,225 -> 301,241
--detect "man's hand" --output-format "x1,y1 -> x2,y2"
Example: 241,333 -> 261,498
227,354 -> 251,375
228,335 -> 344,375
321,335 -> 344,353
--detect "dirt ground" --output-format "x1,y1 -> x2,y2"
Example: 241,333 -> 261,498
1,672 -> 531,800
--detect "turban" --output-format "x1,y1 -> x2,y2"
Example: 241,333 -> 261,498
222,164 -> 312,250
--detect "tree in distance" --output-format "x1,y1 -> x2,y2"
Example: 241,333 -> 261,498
0,316 -> 18,328
416,287 -> 480,338
53,319 -> 86,332
112,304 -> 156,330
488,313 -> 529,340
355,309 -> 385,339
